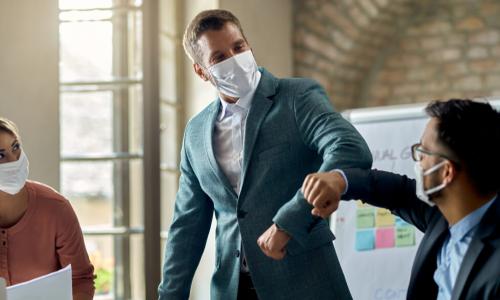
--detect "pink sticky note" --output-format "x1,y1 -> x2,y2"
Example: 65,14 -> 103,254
376,228 -> 395,249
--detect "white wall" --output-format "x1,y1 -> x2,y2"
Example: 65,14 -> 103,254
0,0 -> 60,189
219,0 -> 293,78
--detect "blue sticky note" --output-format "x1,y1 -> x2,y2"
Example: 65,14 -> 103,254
395,216 -> 410,226
355,230 -> 375,251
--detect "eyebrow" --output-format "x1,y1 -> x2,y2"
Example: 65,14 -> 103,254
209,39 -> 248,63
0,140 -> 19,152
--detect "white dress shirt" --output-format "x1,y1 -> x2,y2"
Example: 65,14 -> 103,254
213,71 -> 261,194
213,70 -> 261,272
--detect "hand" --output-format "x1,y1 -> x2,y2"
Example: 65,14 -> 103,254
257,224 -> 291,260
302,171 -> 346,218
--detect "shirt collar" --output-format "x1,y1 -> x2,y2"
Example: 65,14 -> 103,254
218,70 -> 261,121
449,196 -> 496,243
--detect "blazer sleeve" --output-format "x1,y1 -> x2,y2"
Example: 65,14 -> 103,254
158,126 -> 214,300
272,80 -> 373,246
342,168 -> 437,233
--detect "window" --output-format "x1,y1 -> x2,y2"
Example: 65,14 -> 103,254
59,0 -> 146,299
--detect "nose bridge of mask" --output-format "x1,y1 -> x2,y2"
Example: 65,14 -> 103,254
209,50 -> 252,77
423,160 -> 447,176
0,150 -> 25,170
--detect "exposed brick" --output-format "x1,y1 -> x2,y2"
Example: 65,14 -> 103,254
428,48 -> 462,62
492,46 -> 500,57
423,81 -> 449,93
443,62 -> 469,77
407,67 -> 437,81
452,76 -> 483,91
371,86 -> 391,98
294,48 -> 318,66
456,16 -> 485,31
469,59 -> 500,73
480,2 -> 500,17
485,74 -> 500,89
302,32 -> 342,62
374,0 -> 389,8
468,30 -> 500,45
446,34 -> 467,46
349,5 -> 370,28
331,30 -> 354,51
298,13 -> 330,38
358,0 -> 379,18
393,83 -> 421,96
422,21 -> 452,35
399,38 -> 420,51
420,37 -> 445,50
377,70 -> 406,83
467,47 -> 489,59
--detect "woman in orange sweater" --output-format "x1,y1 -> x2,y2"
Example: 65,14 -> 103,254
0,117 -> 94,299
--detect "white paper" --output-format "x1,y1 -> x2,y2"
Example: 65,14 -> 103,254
0,278 -> 6,300
6,265 -> 72,300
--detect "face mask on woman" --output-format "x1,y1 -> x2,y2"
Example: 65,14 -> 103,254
0,149 -> 29,195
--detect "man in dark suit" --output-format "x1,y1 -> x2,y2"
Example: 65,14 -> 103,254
302,99 -> 500,300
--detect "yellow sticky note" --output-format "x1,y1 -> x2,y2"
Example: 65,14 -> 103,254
375,208 -> 395,227
356,200 -> 371,208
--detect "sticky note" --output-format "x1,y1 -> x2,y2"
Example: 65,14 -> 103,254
356,208 -> 375,229
395,216 -> 410,226
375,208 -> 395,227
356,200 -> 371,208
396,226 -> 416,247
375,228 -> 395,249
355,230 -> 375,251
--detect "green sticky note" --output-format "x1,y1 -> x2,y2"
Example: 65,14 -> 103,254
357,208 -> 375,229
396,226 -> 415,247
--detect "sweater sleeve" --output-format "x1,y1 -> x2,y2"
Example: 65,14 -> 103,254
55,200 -> 95,297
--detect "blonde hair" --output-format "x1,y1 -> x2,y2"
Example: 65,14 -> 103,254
0,117 -> 20,140
183,9 -> 246,63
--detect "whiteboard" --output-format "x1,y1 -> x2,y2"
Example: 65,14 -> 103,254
333,99 -> 500,300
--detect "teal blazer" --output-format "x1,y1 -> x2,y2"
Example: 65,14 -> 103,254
159,68 -> 372,300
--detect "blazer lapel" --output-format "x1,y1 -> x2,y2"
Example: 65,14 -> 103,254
408,216 -> 449,296
451,196 -> 499,300
239,69 -> 278,202
204,100 -> 238,198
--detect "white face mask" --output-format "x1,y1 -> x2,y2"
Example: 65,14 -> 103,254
207,50 -> 259,98
0,149 -> 29,195
414,160 -> 448,206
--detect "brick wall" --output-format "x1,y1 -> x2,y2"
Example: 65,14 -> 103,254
294,0 -> 500,110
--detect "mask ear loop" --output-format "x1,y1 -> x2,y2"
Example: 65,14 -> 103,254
423,160 -> 449,196
423,160 -> 447,176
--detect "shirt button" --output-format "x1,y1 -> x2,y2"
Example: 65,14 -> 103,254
235,250 -> 240,258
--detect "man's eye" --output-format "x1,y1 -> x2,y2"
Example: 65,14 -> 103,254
0,153 -> 4,160
13,144 -> 20,151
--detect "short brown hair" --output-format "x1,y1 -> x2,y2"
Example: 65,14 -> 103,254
0,117 -> 20,140
183,9 -> 246,63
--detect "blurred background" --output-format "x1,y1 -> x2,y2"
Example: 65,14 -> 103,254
0,0 -> 499,299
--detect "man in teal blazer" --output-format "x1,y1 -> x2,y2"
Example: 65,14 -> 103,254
158,9 -> 372,300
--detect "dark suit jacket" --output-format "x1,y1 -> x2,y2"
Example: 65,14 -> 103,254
342,169 -> 500,300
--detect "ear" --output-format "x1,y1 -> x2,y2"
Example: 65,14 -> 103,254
193,63 -> 210,82
442,161 -> 456,185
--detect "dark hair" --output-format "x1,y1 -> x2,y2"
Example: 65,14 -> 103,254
425,99 -> 500,195
183,9 -> 246,63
